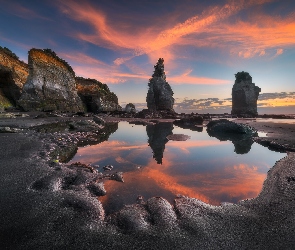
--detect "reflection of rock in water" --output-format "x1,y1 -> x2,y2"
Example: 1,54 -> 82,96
146,122 -> 173,164
207,119 -> 257,154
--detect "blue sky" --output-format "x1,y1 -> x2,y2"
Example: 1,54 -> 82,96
0,0 -> 294,113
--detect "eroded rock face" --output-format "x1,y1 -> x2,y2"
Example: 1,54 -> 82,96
18,49 -> 84,112
0,47 -> 28,108
76,77 -> 121,113
231,71 -> 261,117
146,58 -> 174,111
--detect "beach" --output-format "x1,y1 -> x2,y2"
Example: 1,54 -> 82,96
1,113 -> 295,249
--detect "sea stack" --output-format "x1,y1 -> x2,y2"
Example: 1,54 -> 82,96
18,49 -> 84,113
146,58 -> 174,111
231,71 -> 261,117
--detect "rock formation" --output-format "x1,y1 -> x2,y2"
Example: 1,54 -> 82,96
124,103 -> 136,113
75,77 -> 121,113
0,46 -> 28,109
206,119 -> 258,154
231,71 -> 261,117
18,49 -> 84,112
146,58 -> 174,111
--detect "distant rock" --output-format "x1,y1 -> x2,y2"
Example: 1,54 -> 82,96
231,71 -> 261,117
124,103 -> 136,113
76,77 -> 121,113
18,48 -> 84,112
173,116 -> 203,131
0,46 -> 28,109
146,58 -> 174,111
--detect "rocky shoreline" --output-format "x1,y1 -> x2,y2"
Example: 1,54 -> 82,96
1,112 -> 295,249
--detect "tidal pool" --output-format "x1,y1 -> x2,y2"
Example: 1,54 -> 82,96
70,121 -> 286,214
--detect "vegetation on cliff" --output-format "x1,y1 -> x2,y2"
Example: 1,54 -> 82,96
234,71 -> 252,83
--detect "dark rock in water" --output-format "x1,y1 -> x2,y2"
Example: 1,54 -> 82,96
231,71 -> 261,117
146,122 -> 173,164
103,165 -> 113,171
110,172 -> 124,182
146,58 -> 174,111
87,182 -> 107,196
18,49 -> 84,113
135,109 -> 177,119
207,119 -> 257,154
174,116 -> 203,131
167,134 -> 190,141
75,77 -> 121,113
146,197 -> 177,228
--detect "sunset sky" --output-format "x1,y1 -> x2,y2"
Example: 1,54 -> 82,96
0,0 -> 294,114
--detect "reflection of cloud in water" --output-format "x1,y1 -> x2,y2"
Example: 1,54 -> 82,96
70,122 -> 285,211
167,140 -> 227,154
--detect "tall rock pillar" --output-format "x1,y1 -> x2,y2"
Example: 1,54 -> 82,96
146,58 -> 174,111
231,71 -> 261,117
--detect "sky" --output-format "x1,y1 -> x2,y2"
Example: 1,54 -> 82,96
0,0 -> 294,114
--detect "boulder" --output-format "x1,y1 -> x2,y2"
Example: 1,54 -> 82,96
206,119 -> 258,154
231,71 -> 261,117
173,116 -> 203,131
146,58 -> 174,111
124,103 -> 136,113
75,77 -> 121,113
0,46 -> 28,109
18,49 -> 84,112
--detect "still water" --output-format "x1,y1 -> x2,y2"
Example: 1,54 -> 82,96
70,121 -> 286,214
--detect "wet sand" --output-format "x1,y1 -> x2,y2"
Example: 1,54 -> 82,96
1,113 -> 295,249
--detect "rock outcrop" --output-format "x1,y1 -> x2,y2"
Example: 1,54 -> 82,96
146,58 -> 174,111
75,77 -> 121,113
18,49 -> 84,112
207,119 -> 258,154
231,71 -> 261,117
0,46 -> 28,109
124,103 -> 136,113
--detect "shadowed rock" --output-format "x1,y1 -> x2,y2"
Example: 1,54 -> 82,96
76,77 -> 121,113
18,49 -> 84,112
146,58 -> 174,111
173,115 -> 204,131
231,71 -> 261,117
0,46 -> 28,108
207,119 -> 257,154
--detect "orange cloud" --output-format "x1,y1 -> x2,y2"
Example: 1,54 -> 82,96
59,0 -> 278,65
169,70 -> 231,85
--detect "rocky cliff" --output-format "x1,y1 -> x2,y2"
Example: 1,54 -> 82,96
231,71 -> 261,117
0,47 -> 28,109
146,58 -> 174,111
75,77 -> 121,113
18,49 -> 84,112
